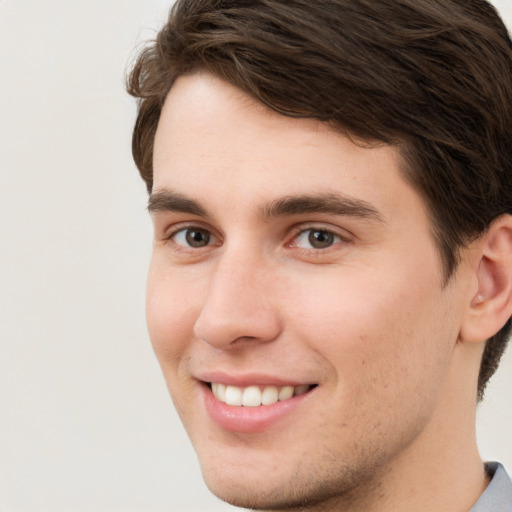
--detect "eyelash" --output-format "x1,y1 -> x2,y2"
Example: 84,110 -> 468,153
289,227 -> 346,251
164,224 -> 350,254
165,223 -> 221,251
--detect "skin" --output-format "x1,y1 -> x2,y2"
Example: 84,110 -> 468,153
147,72 -> 500,511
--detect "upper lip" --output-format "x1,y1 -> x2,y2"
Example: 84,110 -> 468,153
195,371 -> 314,388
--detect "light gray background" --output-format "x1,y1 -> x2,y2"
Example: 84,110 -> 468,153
0,1 -> 510,511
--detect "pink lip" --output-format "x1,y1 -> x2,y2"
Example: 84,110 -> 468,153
196,370 -> 309,388
200,382 -> 315,434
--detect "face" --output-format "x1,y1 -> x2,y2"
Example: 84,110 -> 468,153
148,73 -> 473,510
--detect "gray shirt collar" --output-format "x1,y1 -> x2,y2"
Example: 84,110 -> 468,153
470,462 -> 512,512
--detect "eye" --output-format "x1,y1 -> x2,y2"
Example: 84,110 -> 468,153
293,228 -> 342,249
172,227 -> 213,248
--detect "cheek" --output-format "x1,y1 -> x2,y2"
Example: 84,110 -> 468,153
287,262 -> 453,396
145,261 -> 203,366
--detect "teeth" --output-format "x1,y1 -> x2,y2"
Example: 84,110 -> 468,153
294,384 -> 310,396
224,385 -> 242,406
261,386 -> 279,405
242,386 -> 261,407
211,383 -> 312,407
216,383 -> 226,402
278,385 -> 294,401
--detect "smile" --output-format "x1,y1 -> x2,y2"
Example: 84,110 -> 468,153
210,382 -> 314,407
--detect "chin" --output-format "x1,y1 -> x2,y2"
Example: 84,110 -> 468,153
198,449 -> 291,508
197,446 -> 364,512
202,470 -> 315,511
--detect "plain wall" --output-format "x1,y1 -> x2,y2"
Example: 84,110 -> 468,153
0,1 -> 510,511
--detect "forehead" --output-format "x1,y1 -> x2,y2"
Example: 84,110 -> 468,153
154,72 -> 350,171
152,72 -> 424,227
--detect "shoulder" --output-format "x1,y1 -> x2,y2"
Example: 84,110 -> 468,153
470,462 -> 512,512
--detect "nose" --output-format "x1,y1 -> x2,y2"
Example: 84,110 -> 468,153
193,250 -> 282,349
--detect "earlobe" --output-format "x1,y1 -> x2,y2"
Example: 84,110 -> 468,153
460,215 -> 512,343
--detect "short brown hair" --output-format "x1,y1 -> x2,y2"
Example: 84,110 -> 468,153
127,0 -> 512,399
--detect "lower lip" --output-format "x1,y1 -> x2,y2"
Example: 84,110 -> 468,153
202,385 -> 314,434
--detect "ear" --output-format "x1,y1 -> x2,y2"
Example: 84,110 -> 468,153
460,215 -> 512,343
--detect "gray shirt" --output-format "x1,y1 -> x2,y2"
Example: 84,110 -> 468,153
470,463 -> 512,512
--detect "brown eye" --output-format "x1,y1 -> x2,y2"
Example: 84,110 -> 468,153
294,228 -> 342,250
173,227 -> 212,248
185,228 -> 211,247
308,230 -> 335,248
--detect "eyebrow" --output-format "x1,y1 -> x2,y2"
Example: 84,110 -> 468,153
148,188 -> 383,222
261,193 -> 383,222
148,189 -> 208,216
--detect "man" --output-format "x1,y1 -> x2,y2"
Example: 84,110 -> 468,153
127,1 -> 512,510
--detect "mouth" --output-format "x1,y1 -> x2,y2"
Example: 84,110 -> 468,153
201,378 -> 318,433
209,382 -> 316,407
